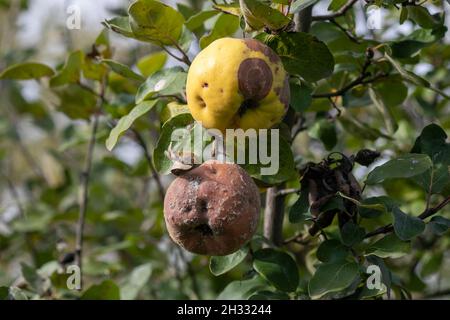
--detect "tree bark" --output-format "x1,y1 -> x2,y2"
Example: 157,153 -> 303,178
263,7 -> 314,246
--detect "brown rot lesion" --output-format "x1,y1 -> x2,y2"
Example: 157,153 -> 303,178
275,75 -> 290,110
237,58 -> 274,116
243,38 -> 281,64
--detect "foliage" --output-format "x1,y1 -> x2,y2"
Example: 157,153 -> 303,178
0,0 -> 449,300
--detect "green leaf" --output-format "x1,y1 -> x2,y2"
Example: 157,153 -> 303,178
308,260 -> 360,299
390,28 -> 446,59
178,26 -> 194,53
177,3 -> 196,19
7,287 -> 28,300
213,3 -> 241,16
399,6 -> 408,24
253,248 -> 299,292
135,67 -> 187,104
50,50 -> 83,87
309,119 -> 337,150
54,84 -> 97,120
328,0 -> 347,11
288,191 -> 310,223
289,78 -> 312,112
0,62 -> 54,80
290,0 -> 319,14
385,53 -> 431,88
12,212 -> 53,233
368,87 -> 398,135
128,0 -> 185,45
120,263 -> 152,300
81,280 -> 121,300
153,113 -> 194,174
359,196 -> 396,219
392,207 -> 425,241
21,263 -> 48,295
217,276 -> 268,300
420,252 -> 443,277
106,100 -> 158,151
366,154 -> 433,185
407,6 -> 439,29
316,239 -> 349,263
0,287 -> 9,300
366,233 -> 410,259
239,0 -> 291,31
341,221 -> 366,247
160,101 -> 190,124
373,76 -> 408,108
103,16 -> 135,38
137,52 -> 167,77
102,59 -> 144,81
428,216 -> 450,236
185,10 -> 219,32
411,124 -> 450,194
241,133 -> 297,185
210,247 -> 249,276
199,14 -> 240,49
258,32 -> 334,82
248,290 -> 290,300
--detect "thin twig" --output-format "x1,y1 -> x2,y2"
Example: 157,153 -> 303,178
330,18 -> 361,44
276,188 -> 300,197
74,114 -> 99,288
283,233 -> 311,245
365,195 -> 450,239
74,80 -> 106,288
77,81 -> 107,103
161,46 -> 187,64
312,50 -> 389,99
312,0 -> 358,21
263,6 -> 314,246
132,129 -> 165,202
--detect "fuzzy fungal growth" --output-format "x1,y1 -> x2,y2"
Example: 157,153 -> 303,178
164,160 -> 261,256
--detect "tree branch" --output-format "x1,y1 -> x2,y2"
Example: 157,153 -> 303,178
364,195 -> 450,239
312,0 -> 358,21
312,49 -> 389,99
276,188 -> 300,197
74,80 -> 106,289
329,18 -> 361,44
131,129 -> 165,202
263,7 -> 314,246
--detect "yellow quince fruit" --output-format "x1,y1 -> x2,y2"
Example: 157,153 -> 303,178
186,38 -> 290,132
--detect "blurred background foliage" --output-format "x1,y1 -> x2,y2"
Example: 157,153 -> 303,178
0,0 -> 449,300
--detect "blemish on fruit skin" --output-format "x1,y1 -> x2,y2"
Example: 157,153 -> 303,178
196,96 -> 206,108
202,82 -> 208,88
238,58 -> 273,101
244,39 -> 280,64
274,75 -> 290,110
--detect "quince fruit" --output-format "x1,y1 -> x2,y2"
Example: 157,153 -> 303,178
186,38 -> 290,132
164,160 -> 260,256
